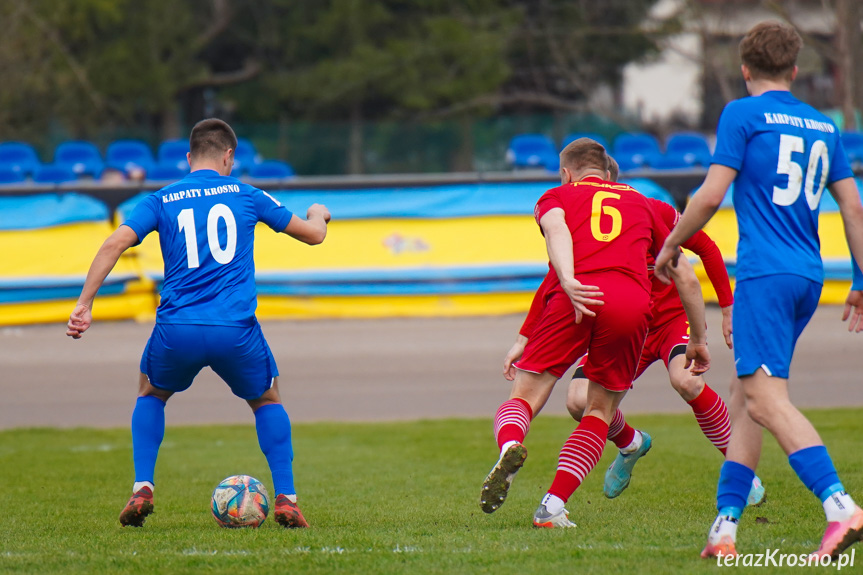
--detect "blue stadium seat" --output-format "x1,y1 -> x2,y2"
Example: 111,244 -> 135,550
157,139 -> 190,171
246,160 -> 295,179
612,133 -> 661,168
506,134 -> 559,171
0,142 -> 41,176
32,165 -> 79,184
663,132 -> 712,166
841,131 -> 863,164
146,163 -> 188,182
0,168 -> 26,185
646,153 -> 697,170
54,141 -> 104,177
561,132 -> 609,150
106,139 -> 155,174
233,138 -> 261,174
612,154 -> 641,174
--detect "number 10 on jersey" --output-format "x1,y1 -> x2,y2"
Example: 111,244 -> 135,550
177,204 -> 238,268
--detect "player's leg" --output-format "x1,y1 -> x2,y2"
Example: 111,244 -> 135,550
481,368 -> 557,514
743,371 -> 863,559
121,324 -> 199,527
247,380 -> 308,529
667,352 -> 731,452
534,381 -> 624,527
702,375 -> 763,558
535,276 -> 650,526
482,291 -> 590,514
209,322 -> 308,529
598,349 -> 654,499
567,362 -> 640,452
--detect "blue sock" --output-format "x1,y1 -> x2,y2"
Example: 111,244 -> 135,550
716,461 -> 754,520
255,403 -> 295,496
131,395 -> 166,484
789,445 -> 844,502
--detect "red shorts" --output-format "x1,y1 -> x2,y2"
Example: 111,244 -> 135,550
574,310 -> 690,385
634,311 -> 690,379
514,273 -> 651,392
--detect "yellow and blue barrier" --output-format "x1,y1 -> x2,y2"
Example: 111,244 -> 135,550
0,177 -> 859,326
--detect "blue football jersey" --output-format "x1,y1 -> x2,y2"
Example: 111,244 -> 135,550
712,90 -> 854,284
123,169 -> 293,326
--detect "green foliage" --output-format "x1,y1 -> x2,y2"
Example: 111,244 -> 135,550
0,0 -> 674,144
0,409 -> 860,573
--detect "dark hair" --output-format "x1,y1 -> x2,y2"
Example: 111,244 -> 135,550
607,155 -> 619,182
559,138 -> 609,174
189,118 -> 238,161
739,21 -> 801,81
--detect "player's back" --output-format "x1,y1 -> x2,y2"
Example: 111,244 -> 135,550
536,176 -> 668,295
123,169 -> 293,326
713,91 -> 853,283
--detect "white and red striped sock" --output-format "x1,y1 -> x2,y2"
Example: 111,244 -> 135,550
606,408 -> 636,449
493,398 -> 533,450
547,415 -> 609,502
687,385 -> 730,455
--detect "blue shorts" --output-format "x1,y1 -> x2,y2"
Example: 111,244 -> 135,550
141,322 -> 278,400
733,275 -> 821,379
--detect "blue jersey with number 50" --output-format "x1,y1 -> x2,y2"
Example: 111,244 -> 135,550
122,169 -> 293,326
712,90 -> 853,283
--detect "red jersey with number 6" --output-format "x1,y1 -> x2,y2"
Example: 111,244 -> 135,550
534,175 -> 671,296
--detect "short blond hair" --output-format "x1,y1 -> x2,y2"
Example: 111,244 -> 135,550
559,138 -> 608,174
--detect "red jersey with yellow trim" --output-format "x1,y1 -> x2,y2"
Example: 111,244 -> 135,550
534,176 -> 670,297
522,195 -> 733,337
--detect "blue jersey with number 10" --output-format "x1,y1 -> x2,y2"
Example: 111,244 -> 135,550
712,90 -> 854,284
122,169 -> 293,326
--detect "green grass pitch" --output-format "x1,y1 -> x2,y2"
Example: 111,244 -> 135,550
1,409 -> 861,574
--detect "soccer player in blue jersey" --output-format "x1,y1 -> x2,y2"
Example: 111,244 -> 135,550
655,22 -> 863,560
66,118 -> 330,529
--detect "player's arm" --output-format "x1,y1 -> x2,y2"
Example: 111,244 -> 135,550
539,207 -> 603,323
66,225 -> 140,339
666,256 -> 710,374
827,177 -> 863,332
681,230 -> 734,348
282,204 -> 331,245
655,165 -> 737,284
504,271 -> 556,380
503,334 -> 528,382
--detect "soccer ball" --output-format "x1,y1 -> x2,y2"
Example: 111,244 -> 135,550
211,474 -> 270,528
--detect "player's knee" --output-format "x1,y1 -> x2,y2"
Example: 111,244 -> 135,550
566,373 -> 589,422
566,396 -> 585,422
669,372 -> 703,402
744,396 -> 773,428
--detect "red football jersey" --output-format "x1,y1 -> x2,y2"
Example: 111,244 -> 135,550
647,198 -> 734,320
522,194 -> 734,337
534,176 -> 669,296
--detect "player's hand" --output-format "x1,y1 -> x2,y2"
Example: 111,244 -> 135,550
684,341 -> 710,375
720,304 -> 733,349
653,243 -> 681,285
307,203 -> 331,223
503,335 -> 528,381
66,303 -> 93,339
560,277 -> 603,323
842,290 -> 863,333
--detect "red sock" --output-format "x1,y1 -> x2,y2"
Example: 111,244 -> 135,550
687,384 -> 730,455
493,398 -> 533,450
606,408 -> 636,449
547,415 -> 609,502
